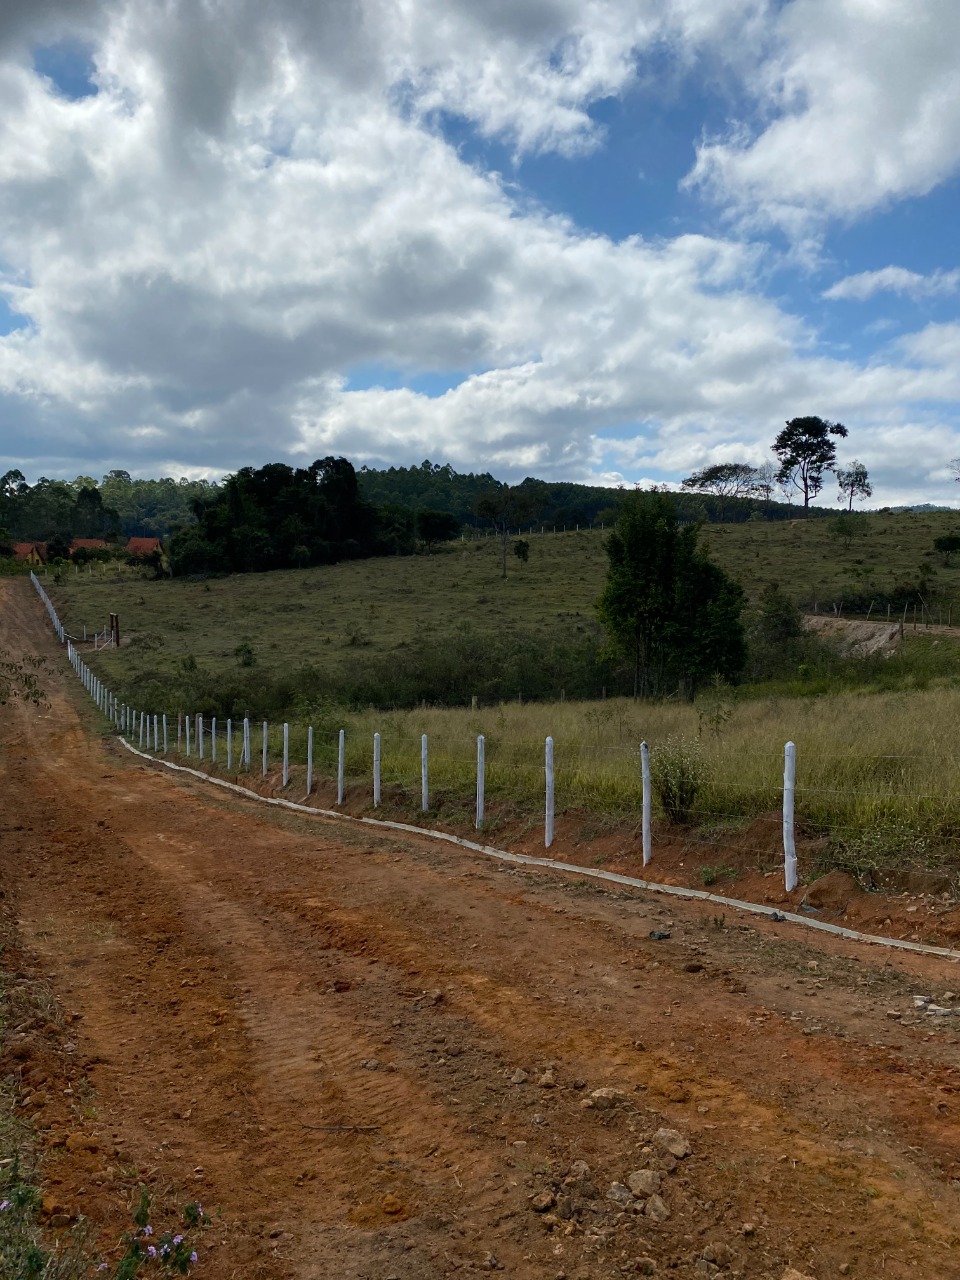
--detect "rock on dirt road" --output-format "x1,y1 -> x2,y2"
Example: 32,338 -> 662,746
3,576 -> 960,1279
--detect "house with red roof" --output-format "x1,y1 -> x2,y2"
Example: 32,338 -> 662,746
126,536 -> 162,557
12,542 -> 47,565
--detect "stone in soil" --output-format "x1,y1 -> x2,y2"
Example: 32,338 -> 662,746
606,1182 -> 634,1207
702,1241 -> 735,1266
586,1087 -> 627,1110
627,1169 -> 660,1198
653,1127 -> 691,1158
530,1190 -> 556,1213
644,1194 -> 670,1223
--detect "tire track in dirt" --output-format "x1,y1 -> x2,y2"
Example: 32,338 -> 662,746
5,576 -> 960,1278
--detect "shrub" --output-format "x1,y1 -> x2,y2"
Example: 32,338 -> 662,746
650,735 -> 705,824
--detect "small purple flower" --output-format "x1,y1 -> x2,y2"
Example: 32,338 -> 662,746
190,1251 -> 198,1264
0,1200 -> 10,1211
147,1245 -> 157,1259
173,1234 -> 183,1245
142,1224 -> 153,1236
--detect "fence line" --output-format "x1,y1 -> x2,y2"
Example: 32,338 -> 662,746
31,569 -> 805,888
112,735 -> 960,963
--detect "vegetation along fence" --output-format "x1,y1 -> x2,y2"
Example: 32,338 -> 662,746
31,570 -> 809,892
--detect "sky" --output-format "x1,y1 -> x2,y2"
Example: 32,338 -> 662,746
0,0 -> 959,506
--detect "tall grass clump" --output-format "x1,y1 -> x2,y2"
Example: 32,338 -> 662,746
650,736 -> 705,823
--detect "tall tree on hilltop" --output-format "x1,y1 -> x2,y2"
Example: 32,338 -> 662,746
681,462 -> 761,519
836,460 -> 872,511
596,490 -> 745,698
681,462 -> 760,498
773,416 -> 848,510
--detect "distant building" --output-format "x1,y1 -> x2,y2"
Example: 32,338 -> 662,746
70,538 -> 109,554
126,536 -> 163,558
12,542 -> 47,565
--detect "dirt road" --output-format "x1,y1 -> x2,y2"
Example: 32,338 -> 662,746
3,577 -> 960,1280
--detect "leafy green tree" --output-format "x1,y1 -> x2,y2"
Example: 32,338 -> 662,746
596,490 -> 745,698
680,463 -> 760,515
416,509 -> 460,550
475,484 -> 539,579
746,582 -> 809,680
934,533 -> 960,565
773,416 -> 848,510
836,460 -> 872,511
827,512 -> 868,550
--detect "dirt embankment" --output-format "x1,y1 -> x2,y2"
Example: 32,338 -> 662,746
805,614 -> 903,656
4,577 -> 960,1279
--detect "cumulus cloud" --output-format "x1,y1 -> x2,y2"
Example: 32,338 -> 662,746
688,0 -> 960,236
0,0 -> 957,504
824,266 -> 960,302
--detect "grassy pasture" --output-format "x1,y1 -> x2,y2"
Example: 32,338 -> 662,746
284,686 -> 960,841
40,508 -> 960,868
124,686 -> 960,879
44,507 -> 960,695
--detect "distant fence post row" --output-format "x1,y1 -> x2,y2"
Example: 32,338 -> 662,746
29,571 -> 799,890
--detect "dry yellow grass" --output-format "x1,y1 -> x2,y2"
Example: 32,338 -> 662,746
179,688 -> 960,863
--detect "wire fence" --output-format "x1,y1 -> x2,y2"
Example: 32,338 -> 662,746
30,571 -> 960,897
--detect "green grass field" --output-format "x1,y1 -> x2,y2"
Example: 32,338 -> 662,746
41,507 -> 960,696
35,508 -> 960,871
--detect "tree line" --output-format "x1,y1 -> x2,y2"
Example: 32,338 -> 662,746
681,415 -> 872,513
0,469 -> 219,546
165,458 -> 471,574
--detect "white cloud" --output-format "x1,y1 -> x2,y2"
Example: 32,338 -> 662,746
688,0 -> 960,235
0,0 -> 957,506
824,266 -> 960,302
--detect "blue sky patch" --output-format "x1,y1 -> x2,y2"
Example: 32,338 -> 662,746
33,40 -> 98,101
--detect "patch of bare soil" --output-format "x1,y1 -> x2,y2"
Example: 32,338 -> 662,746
5,578 -> 960,1279
805,615 -> 901,656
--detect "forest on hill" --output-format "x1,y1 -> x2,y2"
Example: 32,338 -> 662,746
0,469 -> 218,543
3,455 -> 824,574
356,460 -> 810,528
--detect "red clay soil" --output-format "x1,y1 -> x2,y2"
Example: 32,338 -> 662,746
4,577 -> 960,1280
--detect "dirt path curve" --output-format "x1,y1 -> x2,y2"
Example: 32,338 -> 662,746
4,577 -> 960,1280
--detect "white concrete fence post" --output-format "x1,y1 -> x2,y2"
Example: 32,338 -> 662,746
198,714 -> 204,761
185,714 -> 191,757
476,734 -> 485,829
262,721 -> 268,777
153,714 -> 158,752
243,717 -> 250,770
211,716 -> 217,764
373,732 -> 381,807
421,733 -> 428,812
640,740 -> 652,867
226,718 -> 232,770
283,722 -> 289,787
163,714 -> 168,754
545,735 -> 555,849
337,728 -> 345,805
783,740 -> 797,893
306,725 -> 314,796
